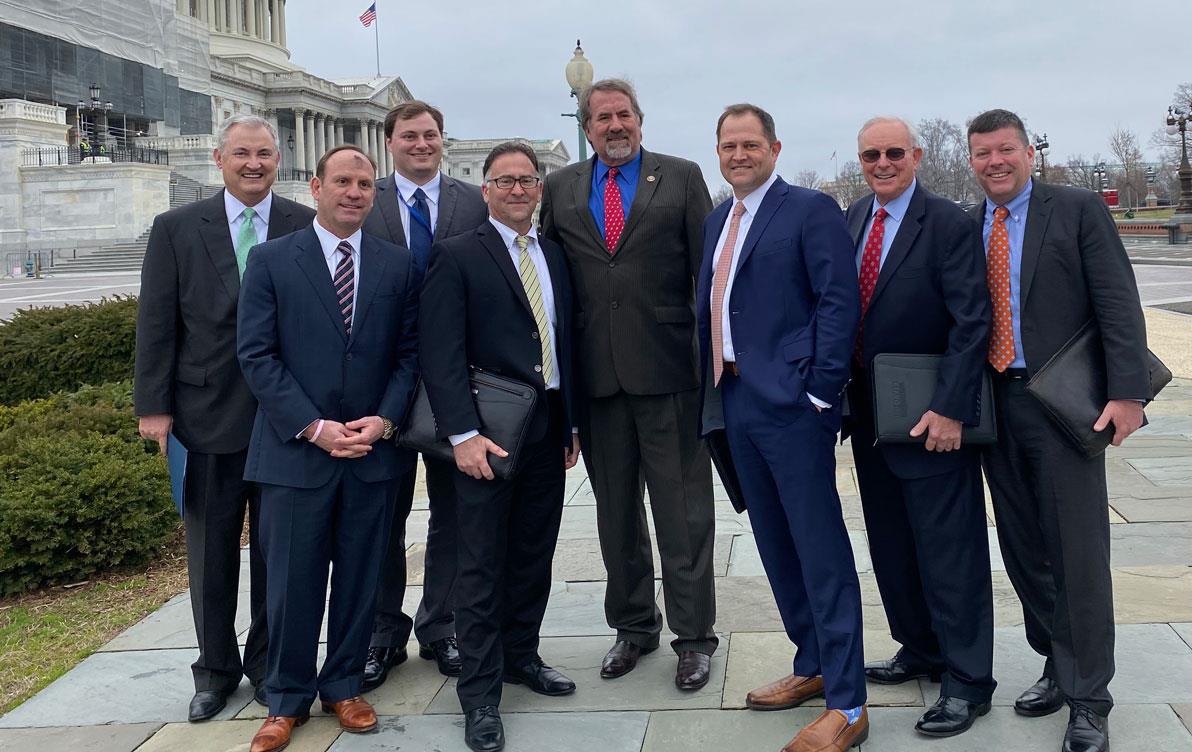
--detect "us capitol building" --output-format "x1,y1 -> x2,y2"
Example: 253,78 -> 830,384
0,0 -> 568,268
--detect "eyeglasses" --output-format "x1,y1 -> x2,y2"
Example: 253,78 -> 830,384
860,148 -> 910,164
486,175 -> 541,190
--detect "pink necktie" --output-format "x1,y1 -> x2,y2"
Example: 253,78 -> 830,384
711,202 -> 747,386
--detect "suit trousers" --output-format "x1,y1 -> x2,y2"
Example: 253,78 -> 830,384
370,455 -> 458,648
183,449 -> 267,693
580,388 -> 718,655
851,436 -> 996,704
983,377 -> 1115,715
722,376 -> 867,709
258,469 -> 396,717
453,397 -> 566,713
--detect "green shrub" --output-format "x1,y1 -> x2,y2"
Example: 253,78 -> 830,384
0,381 -> 140,453
0,297 -> 138,405
0,433 -> 174,596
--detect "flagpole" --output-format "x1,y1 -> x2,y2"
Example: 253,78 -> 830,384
373,3 -> 381,77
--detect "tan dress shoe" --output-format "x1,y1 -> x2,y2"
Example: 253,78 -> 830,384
250,715 -> 308,752
783,707 -> 869,752
746,674 -> 825,710
321,696 -> 378,733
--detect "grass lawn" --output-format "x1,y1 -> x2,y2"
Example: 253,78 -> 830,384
0,532 -> 189,714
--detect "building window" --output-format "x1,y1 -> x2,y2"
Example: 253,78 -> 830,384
462,167 -> 471,176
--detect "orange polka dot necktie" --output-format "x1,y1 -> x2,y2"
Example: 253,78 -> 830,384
853,207 -> 888,363
987,206 -> 1015,371
604,167 -> 624,253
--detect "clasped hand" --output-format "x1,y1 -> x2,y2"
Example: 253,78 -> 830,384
909,410 -> 963,452
304,416 -> 384,458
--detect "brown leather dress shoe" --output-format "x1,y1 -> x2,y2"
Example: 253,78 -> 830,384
746,674 -> 825,710
321,696 -> 378,733
250,715 -> 308,752
675,651 -> 712,690
600,640 -> 656,679
783,707 -> 869,752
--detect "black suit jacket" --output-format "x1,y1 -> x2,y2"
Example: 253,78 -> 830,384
966,182 -> 1150,400
419,222 -> 575,450
134,190 -> 315,454
237,227 -> 420,488
844,183 -> 991,478
539,149 -> 712,398
362,172 -> 487,255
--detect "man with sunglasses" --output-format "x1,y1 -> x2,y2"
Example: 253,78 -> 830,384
420,141 -> 580,752
842,117 -> 994,738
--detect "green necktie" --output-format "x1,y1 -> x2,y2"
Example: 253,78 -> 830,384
234,206 -> 257,279
515,235 -> 555,386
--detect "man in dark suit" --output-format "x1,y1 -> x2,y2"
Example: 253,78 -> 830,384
421,141 -> 580,752
539,78 -> 718,689
359,101 -> 488,688
842,116 -> 994,737
966,109 -> 1150,752
698,104 -> 866,752
236,145 -> 419,752
134,114 -> 315,722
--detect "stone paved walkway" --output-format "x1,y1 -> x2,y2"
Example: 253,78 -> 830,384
3,312 -> 1192,751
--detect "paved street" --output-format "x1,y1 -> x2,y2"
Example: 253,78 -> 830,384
2,314 -> 1191,751
0,273 -> 139,320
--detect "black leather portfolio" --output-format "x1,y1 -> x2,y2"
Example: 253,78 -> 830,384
870,353 -> 997,445
705,429 -> 747,514
397,367 -> 538,480
1025,320 -> 1171,458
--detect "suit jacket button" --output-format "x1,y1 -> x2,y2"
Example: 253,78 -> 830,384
532,331 -> 540,340
608,261 -> 616,268
346,353 -> 353,361
611,301 -> 619,309
534,365 -> 542,373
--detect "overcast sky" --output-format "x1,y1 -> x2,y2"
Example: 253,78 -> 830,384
287,0 -> 1191,190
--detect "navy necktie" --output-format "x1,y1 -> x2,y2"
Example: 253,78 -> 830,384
409,187 -> 433,275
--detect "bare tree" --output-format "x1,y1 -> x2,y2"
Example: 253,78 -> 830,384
915,117 -> 979,202
1108,127 -> 1147,207
1065,154 -> 1106,193
820,160 -> 869,207
790,169 -> 823,190
711,184 -> 734,206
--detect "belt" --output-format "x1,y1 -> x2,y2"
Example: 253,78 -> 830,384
992,367 -> 1029,380
722,360 -> 740,377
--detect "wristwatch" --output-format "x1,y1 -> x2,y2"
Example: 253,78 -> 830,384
381,416 -> 396,440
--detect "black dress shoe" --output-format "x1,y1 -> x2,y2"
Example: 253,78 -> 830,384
1015,675 -> 1065,717
362,646 -> 408,692
419,636 -> 462,677
253,682 -> 267,707
464,705 -> 505,752
503,658 -> 576,696
864,651 -> 944,685
1064,704 -> 1109,752
187,689 -> 228,722
600,640 -> 657,679
914,696 -> 991,737
675,651 -> 712,691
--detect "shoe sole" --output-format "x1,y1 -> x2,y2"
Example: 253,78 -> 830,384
1013,701 -> 1065,717
915,702 -> 991,738
599,645 -> 659,679
321,706 -> 377,734
745,688 -> 826,711
865,671 -> 944,686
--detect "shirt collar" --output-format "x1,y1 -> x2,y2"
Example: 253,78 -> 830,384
870,178 -> 916,222
313,218 -> 363,262
393,171 -> 441,205
488,216 -> 539,249
594,150 -> 643,186
985,179 -> 1033,221
736,172 -> 780,217
224,189 -> 273,226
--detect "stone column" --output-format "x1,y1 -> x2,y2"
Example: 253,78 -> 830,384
199,0 -> 209,22
293,109 -> 306,172
213,0 -> 223,31
268,0 -> 278,42
363,120 -> 374,169
245,0 -> 256,36
325,116 -> 335,149
311,114 -> 323,163
305,112 -> 317,173
279,0 -> 287,47
335,120 -> 345,147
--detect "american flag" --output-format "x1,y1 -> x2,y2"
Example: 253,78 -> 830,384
359,3 -> 376,27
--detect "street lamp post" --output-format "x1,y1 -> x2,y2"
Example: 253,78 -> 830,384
1092,162 -> 1107,199
561,40 -> 593,163
1166,106 -> 1192,214
1034,133 -> 1049,181
77,82 -> 113,156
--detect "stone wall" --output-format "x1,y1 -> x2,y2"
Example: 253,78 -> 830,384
0,99 -> 70,249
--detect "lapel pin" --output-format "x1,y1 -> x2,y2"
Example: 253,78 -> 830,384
646,175 -> 656,182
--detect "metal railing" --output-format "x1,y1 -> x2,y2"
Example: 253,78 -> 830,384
277,167 -> 313,182
3,250 -> 71,278
21,146 -> 171,167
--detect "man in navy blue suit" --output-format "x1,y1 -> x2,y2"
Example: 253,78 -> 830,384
697,104 -> 865,752
236,145 -> 419,752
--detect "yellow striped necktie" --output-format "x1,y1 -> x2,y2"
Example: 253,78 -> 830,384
515,235 -> 555,386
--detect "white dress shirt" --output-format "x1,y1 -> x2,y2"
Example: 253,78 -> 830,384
224,190 -> 272,247
312,218 -> 361,326
393,171 -> 441,245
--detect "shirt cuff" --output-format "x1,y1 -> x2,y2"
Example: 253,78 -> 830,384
448,429 -> 480,446
297,418 -> 322,440
807,393 -> 831,409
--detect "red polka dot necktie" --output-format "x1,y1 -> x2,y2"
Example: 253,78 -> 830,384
987,206 -> 1015,372
853,207 -> 888,363
603,167 -> 624,253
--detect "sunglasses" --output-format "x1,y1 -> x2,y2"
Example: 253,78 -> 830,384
860,148 -> 910,164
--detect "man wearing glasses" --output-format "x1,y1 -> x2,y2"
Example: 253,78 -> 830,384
842,117 -> 994,738
420,142 -> 580,752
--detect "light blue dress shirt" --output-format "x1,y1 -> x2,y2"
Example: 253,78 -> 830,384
982,180 -> 1032,369
855,179 -> 916,271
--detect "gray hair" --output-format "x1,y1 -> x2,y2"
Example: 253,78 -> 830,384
216,114 -> 279,153
857,116 -> 920,150
578,78 -> 644,130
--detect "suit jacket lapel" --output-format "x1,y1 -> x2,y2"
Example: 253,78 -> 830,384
293,227 -> 349,345
699,201 -> 732,306
543,240 -> 568,340
1020,184 -> 1053,307
478,225 -> 534,317
614,148 -> 660,254
199,190 -> 241,302
436,175 -> 458,241
570,157 -> 605,251
348,235 -> 387,344
868,185 -> 925,312
375,175 -> 410,249
265,193 -> 304,239
736,178 -> 788,272
847,194 -> 872,247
